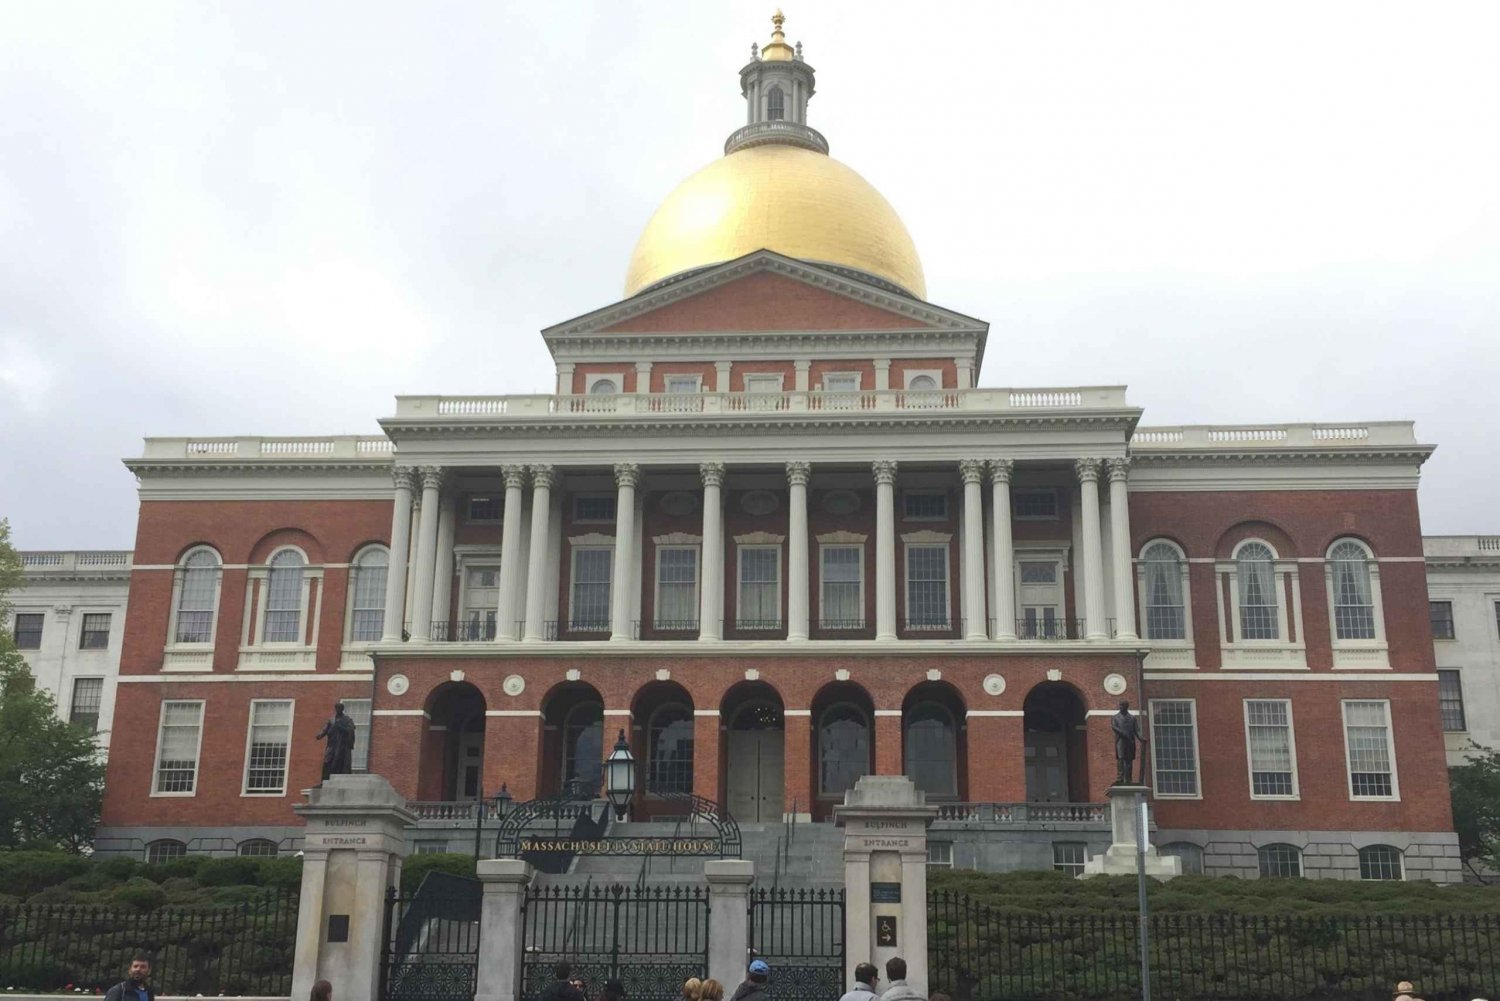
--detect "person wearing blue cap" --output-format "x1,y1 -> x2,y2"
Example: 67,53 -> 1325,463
731,959 -> 770,1001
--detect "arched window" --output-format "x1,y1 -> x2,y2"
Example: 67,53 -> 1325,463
1329,540 -> 1376,640
1236,542 -> 1279,640
766,86 -> 785,121
237,839 -> 279,857
146,839 -> 187,864
350,547 -> 388,642
589,378 -> 618,395
1159,842 -> 1204,875
1358,844 -> 1403,880
904,702 -> 957,798
818,702 -> 870,797
174,548 -> 221,643
907,374 -> 938,391
563,702 -> 604,795
263,550 -> 306,643
1257,843 -> 1302,878
1141,541 -> 1186,640
647,704 -> 694,795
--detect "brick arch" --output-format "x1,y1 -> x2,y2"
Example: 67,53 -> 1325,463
902,680 -> 968,801
346,538 -> 390,563
247,527 -> 326,565
1213,519 -> 1298,560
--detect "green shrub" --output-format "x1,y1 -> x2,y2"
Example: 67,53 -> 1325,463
108,876 -> 167,911
0,850 -> 91,896
196,856 -> 263,887
253,856 -> 302,890
400,852 -> 475,893
142,855 -> 207,883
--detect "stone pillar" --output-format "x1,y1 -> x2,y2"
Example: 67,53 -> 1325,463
1081,785 -> 1181,879
835,776 -> 938,996
1075,459 -> 1107,640
699,462 -> 725,641
873,460 -> 898,641
523,465 -> 554,642
715,360 -> 732,392
959,459 -> 988,640
1107,458 -> 1137,640
431,488 -> 457,631
634,361 -> 653,394
794,360 -> 811,392
955,356 -> 973,389
381,468 -> 416,642
408,467 -> 444,642
873,359 -> 892,391
611,463 -> 640,641
786,461 -> 811,641
555,363 -> 574,397
989,460 -> 1016,640
496,466 -> 528,641
291,775 -> 415,1001
474,858 -> 534,1001
704,860 -> 755,986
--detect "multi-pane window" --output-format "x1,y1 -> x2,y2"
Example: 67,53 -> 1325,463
1013,490 -> 1059,520
1141,543 -> 1186,640
1257,843 -> 1302,878
466,494 -> 501,521
745,374 -> 782,394
238,839 -> 279,857
563,703 -> 604,794
1052,842 -> 1087,878
926,842 -> 954,868
78,613 -> 111,650
1019,562 -> 1057,584
175,550 -> 220,643
573,496 -> 617,522
1438,670 -> 1467,732
153,701 -> 205,794
1430,601 -> 1455,639
902,492 -> 948,521
350,548 -> 388,641
665,375 -> 702,394
342,699 -> 371,772
589,378 -> 619,395
1150,700 -> 1199,797
569,548 -> 613,631
766,84 -> 785,121
1359,845 -> 1404,880
244,700 -> 294,795
69,678 -> 104,733
263,551 -> 305,643
738,546 -> 781,628
647,704 -> 694,794
463,565 -> 500,639
146,839 -> 187,863
1343,700 -> 1396,799
1236,542 -> 1279,640
1329,541 -> 1377,639
1160,843 -> 1204,875
655,547 -> 699,629
820,545 -> 863,628
11,613 -> 43,649
905,545 -> 950,629
1245,700 -> 1297,798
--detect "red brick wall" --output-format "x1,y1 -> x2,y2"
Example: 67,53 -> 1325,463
571,364 -> 636,394
890,358 -> 958,389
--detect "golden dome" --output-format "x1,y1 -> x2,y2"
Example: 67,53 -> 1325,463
624,144 -> 926,298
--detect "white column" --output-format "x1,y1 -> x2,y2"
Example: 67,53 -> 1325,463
555,363 -> 575,396
611,463 -> 640,641
496,465 -> 528,641
714,360 -> 732,392
989,460 -> 1016,640
956,355 -> 973,389
960,459 -> 988,640
698,462 -> 725,641
1107,458 -> 1138,640
407,467 -> 444,642
1075,458 -> 1108,640
786,461 -> 811,641
634,361 -> 653,394
873,459 -> 898,641
430,486 -> 457,632
522,465 -> 554,642
794,360 -> 811,392
873,359 -> 892,391
381,468 -> 416,642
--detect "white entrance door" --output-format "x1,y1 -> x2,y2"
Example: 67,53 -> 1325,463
726,730 -> 785,822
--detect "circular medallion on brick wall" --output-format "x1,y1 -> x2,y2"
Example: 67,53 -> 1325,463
821,489 -> 861,515
387,673 -> 409,696
660,491 -> 699,516
1103,673 -> 1128,696
982,673 -> 1006,696
740,490 -> 779,515
503,674 -> 525,697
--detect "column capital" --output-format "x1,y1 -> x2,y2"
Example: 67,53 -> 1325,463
1107,457 -> 1132,483
699,461 -> 726,488
418,466 -> 447,491
1074,457 -> 1103,484
614,463 -> 642,488
391,466 -> 418,491
873,358 -> 892,371
786,461 -> 812,487
529,464 -> 556,490
959,459 -> 986,485
501,465 -> 528,490
872,459 -> 899,485
988,458 -> 1015,485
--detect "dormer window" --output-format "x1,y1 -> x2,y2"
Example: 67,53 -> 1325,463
589,378 -> 618,395
767,85 -> 785,121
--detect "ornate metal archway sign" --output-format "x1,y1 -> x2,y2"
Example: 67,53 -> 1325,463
495,787 -> 741,860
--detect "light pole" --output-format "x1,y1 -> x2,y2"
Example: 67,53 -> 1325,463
472,783 -> 512,860
604,730 -> 636,821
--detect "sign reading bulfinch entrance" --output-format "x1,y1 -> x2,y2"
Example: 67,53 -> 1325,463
876,915 -> 898,947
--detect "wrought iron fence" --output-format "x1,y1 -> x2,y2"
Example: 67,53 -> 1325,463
928,891 -> 1500,1001
750,887 -> 846,1001
0,891 -> 296,995
381,875 -> 481,1001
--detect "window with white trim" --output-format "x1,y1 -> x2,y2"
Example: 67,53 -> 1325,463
1430,601 -> 1455,639
1358,844 -> 1404,880
349,547 -> 388,642
766,84 -> 785,120
153,701 -> 205,795
926,842 -> 954,867
820,545 -> 864,628
461,564 -> 500,640
822,372 -> 860,393
1343,700 -> 1397,799
1245,699 -> 1298,798
905,545 -> 950,629
1257,843 -> 1302,878
146,839 -> 187,863
79,613 -> 111,650
1150,700 -> 1200,797
745,374 -> 783,393
11,612 -> 43,649
738,545 -> 782,629
906,373 -> 939,390
1140,542 -> 1187,641
569,548 -> 613,631
1438,670 -> 1466,732
665,374 -> 702,394
573,495 -> 617,523
69,678 -> 104,733
244,700 -> 294,795
238,839 -> 279,857
173,548 -> 221,644
588,377 -> 619,395
263,550 -> 305,643
1328,540 -> 1377,639
343,698 -> 371,772
1236,542 -> 1279,640
655,546 -> 699,629
1052,842 -> 1087,878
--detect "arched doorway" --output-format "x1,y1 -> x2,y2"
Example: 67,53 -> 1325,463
722,682 -> 784,823
812,682 -> 874,812
632,681 -> 695,818
1022,682 -> 1087,802
423,681 -> 486,801
903,682 -> 966,801
541,682 -> 604,797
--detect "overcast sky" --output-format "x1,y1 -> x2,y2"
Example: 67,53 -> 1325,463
2,2 -> 1497,549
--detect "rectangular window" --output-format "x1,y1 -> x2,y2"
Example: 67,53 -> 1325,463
244,700 -> 294,795
12,613 -> 43,650
655,546 -> 699,629
1052,842 -> 1087,878
78,613 -> 111,650
738,546 -> 782,629
665,375 -> 701,394
69,678 -> 104,733
573,495 -> 617,523
263,569 -> 303,644
466,494 -> 501,522
745,375 -> 782,393
1013,490 -> 1059,520
1430,601 -> 1455,639
1245,699 -> 1297,798
823,372 -> 860,392
1344,700 -> 1397,799
342,698 -> 371,772
905,545 -> 950,629
1438,670 -> 1466,732
902,491 -> 948,521
820,545 -> 864,628
461,564 -> 500,640
927,842 -> 953,868
1019,561 -> 1057,584
153,701 -> 205,795
1150,700 -> 1200,797
569,548 -> 613,631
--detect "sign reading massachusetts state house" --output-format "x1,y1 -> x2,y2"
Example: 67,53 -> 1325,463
519,836 -> 721,856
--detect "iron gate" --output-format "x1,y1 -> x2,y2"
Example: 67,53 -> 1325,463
380,873 -> 481,1001
749,887 -> 846,1001
521,884 -> 709,1001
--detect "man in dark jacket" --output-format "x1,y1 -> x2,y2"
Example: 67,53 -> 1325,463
540,962 -> 586,1001
103,955 -> 154,1001
731,959 -> 770,1001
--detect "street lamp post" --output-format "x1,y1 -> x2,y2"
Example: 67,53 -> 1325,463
604,730 -> 636,821
472,783 -> 512,860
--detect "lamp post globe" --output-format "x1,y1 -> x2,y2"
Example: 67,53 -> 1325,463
604,730 -> 636,820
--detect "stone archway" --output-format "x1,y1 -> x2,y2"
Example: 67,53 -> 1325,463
1022,681 -> 1087,803
721,681 -> 785,823
420,681 -> 486,801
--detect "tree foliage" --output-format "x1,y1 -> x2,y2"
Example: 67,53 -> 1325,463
1449,745 -> 1500,875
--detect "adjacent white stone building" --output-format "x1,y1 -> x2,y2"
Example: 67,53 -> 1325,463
1424,536 -> 1500,766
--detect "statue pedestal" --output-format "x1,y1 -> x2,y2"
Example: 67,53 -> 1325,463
1081,785 -> 1182,880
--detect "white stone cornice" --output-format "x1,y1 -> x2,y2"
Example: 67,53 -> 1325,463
569,532 -> 615,546
733,531 -> 785,545
901,530 -> 953,544
817,530 -> 868,544
653,532 -> 704,545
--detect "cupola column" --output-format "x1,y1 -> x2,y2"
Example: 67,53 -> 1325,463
381,467 -> 416,642
960,460 -> 988,640
1076,459 -> 1108,640
523,465 -> 555,642
699,463 -> 726,641
496,466 -> 528,641
786,461 -> 812,641
873,460 -> 898,641
611,464 -> 641,641
1108,459 -> 1138,640
989,460 -> 1017,640
408,467 -> 445,642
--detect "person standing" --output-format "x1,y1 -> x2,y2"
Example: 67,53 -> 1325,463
838,962 -> 880,1001
540,962 -> 586,1001
731,959 -> 770,1001
104,955 -> 154,1001
310,981 -> 333,1001
699,980 -> 725,1001
880,957 -> 926,1001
